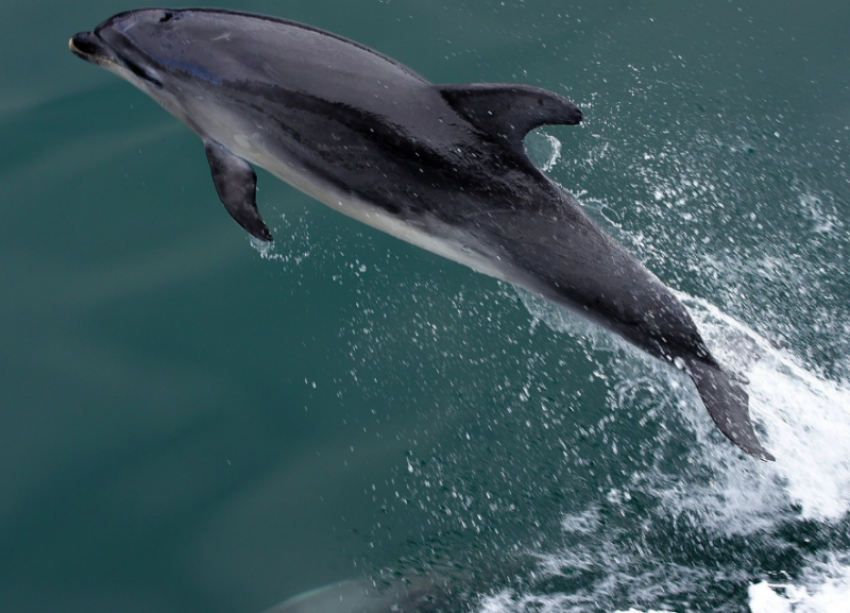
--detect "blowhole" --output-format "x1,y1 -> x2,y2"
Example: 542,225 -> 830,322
159,12 -> 174,23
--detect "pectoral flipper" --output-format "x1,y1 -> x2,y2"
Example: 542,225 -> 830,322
204,140 -> 272,242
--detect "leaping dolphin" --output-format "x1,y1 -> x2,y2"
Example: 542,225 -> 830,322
69,8 -> 773,460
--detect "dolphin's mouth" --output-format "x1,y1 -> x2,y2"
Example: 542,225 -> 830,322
69,32 -> 113,66
69,31 -> 163,88
69,32 -> 99,56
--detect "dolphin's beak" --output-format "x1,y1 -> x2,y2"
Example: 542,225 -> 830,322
69,32 -> 106,62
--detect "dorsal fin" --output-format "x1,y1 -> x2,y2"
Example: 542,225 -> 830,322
439,83 -> 583,149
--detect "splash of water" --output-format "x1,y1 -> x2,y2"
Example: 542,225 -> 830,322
679,293 -> 850,522
517,284 -> 850,523
508,285 -> 850,612
525,131 -> 563,172
749,555 -> 850,613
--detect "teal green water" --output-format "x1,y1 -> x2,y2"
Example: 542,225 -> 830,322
2,1 -> 849,612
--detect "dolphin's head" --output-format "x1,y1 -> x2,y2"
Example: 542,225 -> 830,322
69,8 -> 279,85
69,9 -> 242,125
69,10 -> 184,91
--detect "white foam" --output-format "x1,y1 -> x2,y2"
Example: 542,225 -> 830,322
749,582 -> 796,613
681,293 -> 850,523
476,590 -> 678,613
475,583 -> 685,613
559,507 -> 602,535
749,557 -> 850,613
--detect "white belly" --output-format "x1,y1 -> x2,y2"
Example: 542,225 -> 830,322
233,131 -> 512,283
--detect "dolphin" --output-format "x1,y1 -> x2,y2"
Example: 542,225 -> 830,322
69,8 -> 773,460
260,578 -> 456,613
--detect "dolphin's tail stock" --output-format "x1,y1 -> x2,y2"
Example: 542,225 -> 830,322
684,358 -> 775,461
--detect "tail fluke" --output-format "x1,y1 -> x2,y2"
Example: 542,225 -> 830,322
686,359 -> 775,461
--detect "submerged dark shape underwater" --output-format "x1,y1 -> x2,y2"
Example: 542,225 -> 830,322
68,7 -> 773,460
